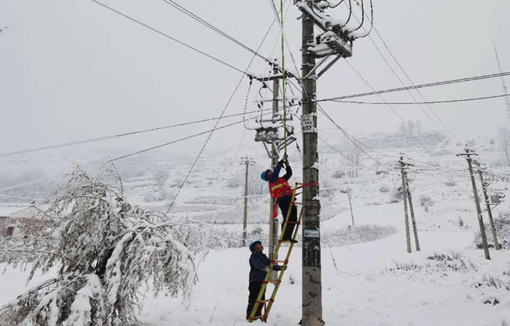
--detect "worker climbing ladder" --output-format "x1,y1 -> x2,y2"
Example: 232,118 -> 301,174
248,182 -> 312,323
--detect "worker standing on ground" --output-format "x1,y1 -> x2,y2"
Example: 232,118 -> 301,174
247,240 -> 283,320
260,154 -> 298,242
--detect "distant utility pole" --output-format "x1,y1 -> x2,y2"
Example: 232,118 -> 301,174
475,162 -> 501,250
240,157 -> 255,247
457,148 -> 491,260
399,156 -> 412,253
347,187 -> 355,226
405,171 -> 421,251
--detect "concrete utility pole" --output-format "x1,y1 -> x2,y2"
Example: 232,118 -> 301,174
399,157 -> 412,253
348,187 -> 355,226
476,163 -> 501,250
241,157 -> 255,247
268,65 -> 280,280
301,2 -> 323,324
405,172 -> 421,251
458,149 -> 491,260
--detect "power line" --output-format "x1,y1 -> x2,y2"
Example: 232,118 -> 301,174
0,113 -> 271,194
161,0 -> 282,70
345,4 -> 453,136
316,105 -> 386,166
345,60 -> 407,123
92,0 -> 247,75
283,56 -> 389,167
343,2 -> 451,136
165,15 -> 278,214
370,25 -> 458,140
317,71 -> 510,102
108,114 -> 269,163
333,93 -> 510,105
0,108 -> 274,157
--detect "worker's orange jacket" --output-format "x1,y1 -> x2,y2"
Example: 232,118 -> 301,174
268,178 -> 293,217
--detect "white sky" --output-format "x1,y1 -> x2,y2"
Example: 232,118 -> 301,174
1,0 -> 510,159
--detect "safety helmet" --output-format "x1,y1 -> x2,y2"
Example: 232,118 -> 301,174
249,240 -> 262,252
260,169 -> 271,181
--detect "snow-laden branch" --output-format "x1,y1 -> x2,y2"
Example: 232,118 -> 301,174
0,164 -> 205,326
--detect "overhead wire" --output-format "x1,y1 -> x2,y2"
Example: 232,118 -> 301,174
332,93 -> 510,105
280,0 -> 288,155
92,0 -> 247,76
349,0 -> 365,33
164,7 -> 282,214
0,113 -> 273,194
345,60 -> 407,123
0,107 -> 275,157
371,25 -> 459,140
184,121 -> 248,305
350,0 -> 373,39
339,0 -> 353,28
317,71 -> 510,102
341,1 -> 450,137
161,0 -> 284,72
109,114 -> 270,163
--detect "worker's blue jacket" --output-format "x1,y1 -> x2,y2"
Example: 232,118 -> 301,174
268,161 -> 292,184
249,251 -> 271,282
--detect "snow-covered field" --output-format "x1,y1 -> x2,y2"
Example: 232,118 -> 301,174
1,131 -> 510,325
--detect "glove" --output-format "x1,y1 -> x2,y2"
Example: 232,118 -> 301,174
265,267 -> 271,273
273,265 -> 286,271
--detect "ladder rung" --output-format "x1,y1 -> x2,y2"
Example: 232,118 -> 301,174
256,299 -> 274,304
278,239 -> 298,243
271,259 -> 288,264
263,280 -> 281,284
284,221 -> 300,225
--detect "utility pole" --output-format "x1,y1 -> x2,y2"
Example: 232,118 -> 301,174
476,162 -> 501,250
399,157 -> 412,253
457,148 -> 491,260
240,157 -> 255,247
405,171 -> 421,251
267,65 -> 281,281
347,187 -> 354,226
301,2 -> 323,324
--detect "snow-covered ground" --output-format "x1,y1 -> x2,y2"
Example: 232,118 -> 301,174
1,131 -> 510,325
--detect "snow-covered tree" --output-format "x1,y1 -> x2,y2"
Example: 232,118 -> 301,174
0,165 -> 204,326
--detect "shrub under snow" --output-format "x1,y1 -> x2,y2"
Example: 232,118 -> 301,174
0,165 -> 204,326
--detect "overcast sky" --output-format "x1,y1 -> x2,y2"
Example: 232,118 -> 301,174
1,0 -> 509,161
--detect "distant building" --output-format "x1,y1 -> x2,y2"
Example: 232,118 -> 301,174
0,206 -> 46,237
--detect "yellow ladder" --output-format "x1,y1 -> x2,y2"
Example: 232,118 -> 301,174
248,182 -> 304,323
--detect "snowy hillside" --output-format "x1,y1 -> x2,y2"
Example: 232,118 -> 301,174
1,129 -> 510,325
